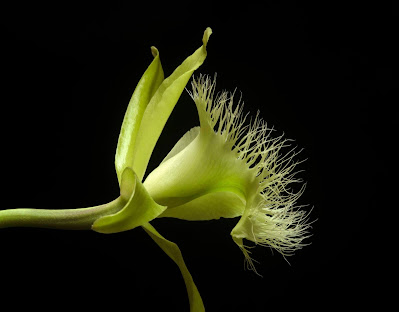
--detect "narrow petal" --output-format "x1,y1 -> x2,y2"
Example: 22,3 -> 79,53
142,222 -> 205,312
132,28 -> 212,181
115,47 -> 164,184
92,167 -> 166,233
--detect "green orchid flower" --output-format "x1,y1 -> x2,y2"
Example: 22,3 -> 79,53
0,27 -> 312,311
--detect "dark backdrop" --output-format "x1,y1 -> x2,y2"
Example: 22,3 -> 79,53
1,1 -> 387,311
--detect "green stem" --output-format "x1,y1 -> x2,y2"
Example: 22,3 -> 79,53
0,197 -> 126,230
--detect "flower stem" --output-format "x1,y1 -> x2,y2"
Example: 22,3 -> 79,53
0,197 -> 126,230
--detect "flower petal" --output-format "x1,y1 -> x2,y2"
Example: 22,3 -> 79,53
142,222 -> 205,312
115,47 -> 164,184
132,28 -> 212,181
160,127 -> 200,165
92,167 -> 166,233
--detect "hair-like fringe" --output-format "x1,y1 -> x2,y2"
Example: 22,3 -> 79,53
189,74 -> 313,270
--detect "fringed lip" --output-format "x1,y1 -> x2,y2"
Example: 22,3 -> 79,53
191,75 -> 314,270
145,74 -> 313,272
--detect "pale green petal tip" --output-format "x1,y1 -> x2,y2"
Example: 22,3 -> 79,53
160,127 -> 200,165
151,46 -> 159,58
203,27 -> 212,48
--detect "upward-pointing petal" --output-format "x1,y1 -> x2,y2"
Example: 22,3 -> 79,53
131,28 -> 212,181
115,47 -> 164,185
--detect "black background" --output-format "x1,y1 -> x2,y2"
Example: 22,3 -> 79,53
0,1 -> 388,311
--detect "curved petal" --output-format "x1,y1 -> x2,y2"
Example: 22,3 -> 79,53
132,28 -> 212,181
92,168 -> 166,233
161,127 -> 199,165
115,47 -> 164,184
142,223 -> 205,312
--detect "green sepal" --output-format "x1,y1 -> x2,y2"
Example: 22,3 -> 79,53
92,168 -> 166,233
131,28 -> 212,181
115,47 -> 164,185
142,222 -> 205,312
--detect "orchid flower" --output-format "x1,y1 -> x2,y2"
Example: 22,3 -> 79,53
0,27 -> 312,311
